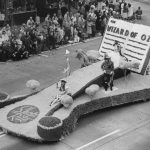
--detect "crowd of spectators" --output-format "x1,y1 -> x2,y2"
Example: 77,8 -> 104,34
0,0 -> 142,62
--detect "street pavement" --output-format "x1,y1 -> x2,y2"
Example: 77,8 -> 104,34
1,0 -> 150,150
0,37 -> 100,97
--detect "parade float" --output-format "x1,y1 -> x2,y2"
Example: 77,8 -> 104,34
0,18 -> 150,142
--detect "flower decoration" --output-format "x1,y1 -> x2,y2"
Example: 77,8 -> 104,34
60,94 -> 73,108
26,80 -> 40,93
85,84 -> 100,99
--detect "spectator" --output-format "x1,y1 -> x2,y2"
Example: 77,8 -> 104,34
101,5 -> 107,15
95,11 -> 102,33
36,16 -> 40,26
113,11 -> 121,19
122,3 -> 128,19
80,4 -> 86,17
109,0 -> 114,9
78,14 -> 85,41
52,13 -> 58,24
84,1 -> 90,14
61,1 -> 68,17
112,11 -> 117,18
47,25 -> 56,50
3,24 -> 11,37
58,14 -> 63,27
74,11 -> 81,24
5,24 -> 11,31
63,11 -> 71,42
70,15 -> 75,40
20,24 -> 26,35
128,3 -> 133,20
78,13 -> 85,31
87,5 -> 97,38
64,11 -> 70,23
87,10 -> 93,38
27,17 -> 35,28
45,14 -> 51,26
0,32 -> 3,45
105,0 -> 109,7
136,7 -> 142,20
108,8 -> 114,17
100,0 -> 107,10
2,30 -> 9,41
101,13 -> 107,36
71,13 -> 77,25
57,25 -> 65,45
120,0 -> 125,17
74,27 -> 80,43
114,0 -> 120,12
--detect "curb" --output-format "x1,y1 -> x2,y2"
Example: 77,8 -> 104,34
41,36 -> 101,54
133,0 -> 150,4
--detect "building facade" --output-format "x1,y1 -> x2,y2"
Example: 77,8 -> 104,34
0,0 -> 37,25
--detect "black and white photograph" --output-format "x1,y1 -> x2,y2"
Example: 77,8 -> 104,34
0,0 -> 150,150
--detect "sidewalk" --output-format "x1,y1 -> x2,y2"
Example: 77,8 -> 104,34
133,0 -> 150,4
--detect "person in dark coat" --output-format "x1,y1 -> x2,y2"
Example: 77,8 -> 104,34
47,26 -> 56,50
101,53 -> 114,91
95,11 -> 102,32
101,13 -> 107,36
20,30 -> 32,55
29,29 -> 38,54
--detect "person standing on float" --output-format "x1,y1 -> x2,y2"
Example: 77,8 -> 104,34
101,53 -> 114,91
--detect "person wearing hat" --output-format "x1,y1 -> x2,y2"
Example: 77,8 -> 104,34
101,53 -> 114,91
50,79 -> 71,106
50,79 -> 69,106
56,79 -> 69,94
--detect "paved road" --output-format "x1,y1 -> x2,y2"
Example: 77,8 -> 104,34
0,37 -> 100,97
1,0 -> 150,150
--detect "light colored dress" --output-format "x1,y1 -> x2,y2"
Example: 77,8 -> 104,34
107,50 -> 128,69
128,6 -> 133,18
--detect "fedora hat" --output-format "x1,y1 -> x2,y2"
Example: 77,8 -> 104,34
104,53 -> 110,59
61,79 -> 67,83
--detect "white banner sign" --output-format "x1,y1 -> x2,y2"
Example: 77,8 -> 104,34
99,18 -> 150,74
